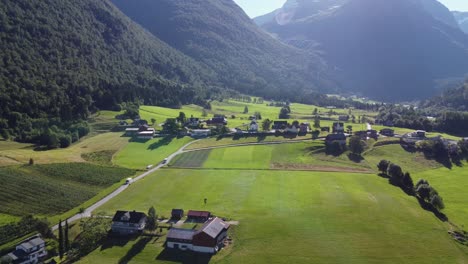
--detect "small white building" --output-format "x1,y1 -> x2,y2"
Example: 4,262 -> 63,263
191,129 -> 211,138
249,121 -> 258,132
111,211 -> 147,235
5,234 -> 47,264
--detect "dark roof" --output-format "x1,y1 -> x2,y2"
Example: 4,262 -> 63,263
326,134 -> 346,141
274,121 -> 288,124
167,228 -> 196,241
172,209 -> 184,215
112,211 -> 146,223
8,249 -> 27,260
196,217 -> 230,238
187,210 -> 210,218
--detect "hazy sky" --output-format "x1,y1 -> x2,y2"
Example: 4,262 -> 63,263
233,0 -> 468,18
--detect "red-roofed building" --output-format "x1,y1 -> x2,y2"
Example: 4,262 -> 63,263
165,217 -> 230,254
187,210 -> 211,222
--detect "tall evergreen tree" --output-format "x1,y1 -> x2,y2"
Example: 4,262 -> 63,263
58,220 -> 63,259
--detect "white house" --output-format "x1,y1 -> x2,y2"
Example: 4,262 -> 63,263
5,234 -> 47,264
111,211 -> 147,235
190,129 -> 211,138
249,121 -> 259,132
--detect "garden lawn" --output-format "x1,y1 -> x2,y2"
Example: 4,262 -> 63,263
113,137 -> 193,169
80,169 -> 468,264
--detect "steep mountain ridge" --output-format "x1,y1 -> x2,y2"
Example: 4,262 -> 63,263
0,0 -> 221,142
111,0 -> 336,101
257,0 -> 468,101
453,11 -> 468,34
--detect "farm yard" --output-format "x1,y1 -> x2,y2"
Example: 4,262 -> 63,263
0,99 -> 468,263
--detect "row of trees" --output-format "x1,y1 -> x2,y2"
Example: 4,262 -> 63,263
377,160 -> 444,212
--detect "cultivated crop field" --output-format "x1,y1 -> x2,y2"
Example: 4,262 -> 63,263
81,168 -> 468,264
0,163 -> 135,216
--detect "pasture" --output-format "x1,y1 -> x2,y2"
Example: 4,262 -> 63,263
173,142 -> 370,171
80,169 -> 468,263
0,132 -> 129,166
415,165 -> 468,229
113,136 -> 193,169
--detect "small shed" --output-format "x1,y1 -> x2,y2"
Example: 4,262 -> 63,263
187,210 -> 211,222
171,209 -> 184,220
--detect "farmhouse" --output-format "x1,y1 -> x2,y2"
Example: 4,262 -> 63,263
207,117 -> 227,126
171,209 -> 184,220
185,117 -> 200,128
111,210 -> 147,235
166,217 -> 230,254
4,234 -> 47,264
325,133 -> 347,146
249,120 -> 259,132
272,121 -> 288,130
190,129 -> 211,138
332,122 -> 345,133
380,128 -> 395,137
187,210 -> 211,222
338,115 -> 349,121
299,123 -> 310,134
125,127 -> 139,136
137,126 -> 156,139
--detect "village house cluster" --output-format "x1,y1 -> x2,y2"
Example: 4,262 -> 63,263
2,234 -> 47,264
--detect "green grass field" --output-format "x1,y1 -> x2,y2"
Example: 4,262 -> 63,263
173,142 -> 370,172
415,165 -> 468,229
113,136 -> 193,169
79,169 -> 468,264
0,132 -> 129,166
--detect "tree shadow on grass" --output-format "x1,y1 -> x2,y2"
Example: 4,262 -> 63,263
257,134 -> 266,142
100,234 -> 138,250
347,153 -> 364,163
416,197 -> 448,222
156,248 -> 212,264
129,137 -> 151,144
147,136 -> 174,150
118,237 -> 152,264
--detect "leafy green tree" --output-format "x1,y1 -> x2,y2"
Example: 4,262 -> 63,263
346,125 -> 353,134
402,172 -> 414,191
146,206 -> 157,231
348,136 -> 365,155
163,119 -> 179,134
311,130 -> 320,139
29,158 -> 34,166
202,109 -> 208,117
313,115 -> 320,128
262,119 -> 272,131
377,160 -> 390,175
313,108 -> 318,115
151,118 -> 156,125
279,107 -> 290,119
430,194 -> 445,211
0,256 -> 13,264
76,216 -> 109,256
243,106 -> 249,114
177,112 -> 186,124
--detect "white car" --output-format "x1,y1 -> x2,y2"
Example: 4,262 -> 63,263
146,165 -> 153,170
125,178 -> 133,185
162,158 -> 169,164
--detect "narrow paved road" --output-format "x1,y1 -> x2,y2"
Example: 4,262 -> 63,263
52,139 -> 200,231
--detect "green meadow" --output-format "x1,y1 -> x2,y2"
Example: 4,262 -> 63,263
80,169 -> 468,264
113,137 -> 193,169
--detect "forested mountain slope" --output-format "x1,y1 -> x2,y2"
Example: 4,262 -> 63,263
421,82 -> 468,112
0,0 -> 220,143
257,0 -> 468,101
111,0 -> 335,101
